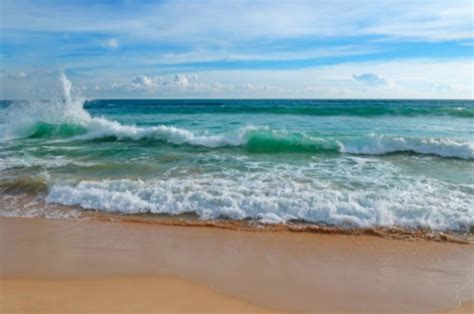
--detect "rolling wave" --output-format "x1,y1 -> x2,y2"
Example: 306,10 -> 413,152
0,74 -> 472,159
7,119 -> 474,159
45,173 -> 474,231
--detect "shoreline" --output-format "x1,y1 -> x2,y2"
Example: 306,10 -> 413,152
101,211 -> 474,244
2,192 -> 472,243
1,216 -> 473,313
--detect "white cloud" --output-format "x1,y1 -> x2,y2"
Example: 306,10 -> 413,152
1,59 -> 472,99
104,73 -> 282,98
353,73 -> 389,86
102,38 -> 118,49
129,76 -> 155,89
102,58 -> 472,99
127,74 -> 196,90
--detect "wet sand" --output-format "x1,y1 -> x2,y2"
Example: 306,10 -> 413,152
443,302 -> 473,314
0,217 -> 473,313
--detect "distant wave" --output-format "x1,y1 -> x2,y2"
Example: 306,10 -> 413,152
338,135 -> 474,160
84,100 -> 474,118
4,119 -> 473,159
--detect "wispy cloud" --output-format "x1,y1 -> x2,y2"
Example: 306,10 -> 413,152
2,1 -> 472,41
0,1 -> 472,99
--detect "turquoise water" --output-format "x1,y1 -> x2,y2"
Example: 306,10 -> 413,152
0,75 -> 473,231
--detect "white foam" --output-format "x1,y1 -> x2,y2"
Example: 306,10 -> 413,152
46,159 -> 474,231
339,134 -> 474,160
74,117 -> 244,147
0,73 -> 90,139
0,194 -> 83,220
0,156 -> 95,171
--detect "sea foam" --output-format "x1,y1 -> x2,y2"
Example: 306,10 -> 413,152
46,161 -> 474,231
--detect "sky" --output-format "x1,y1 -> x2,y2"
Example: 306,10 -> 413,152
0,0 -> 473,99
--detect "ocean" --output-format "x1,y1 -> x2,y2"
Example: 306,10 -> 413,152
0,75 -> 473,233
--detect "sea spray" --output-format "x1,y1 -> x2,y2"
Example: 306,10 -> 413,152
46,163 -> 474,231
0,73 -> 90,139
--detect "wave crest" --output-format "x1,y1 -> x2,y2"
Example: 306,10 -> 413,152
46,173 -> 474,231
3,116 -> 473,159
0,74 -> 472,159
339,135 -> 474,160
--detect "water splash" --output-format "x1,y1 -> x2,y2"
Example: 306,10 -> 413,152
0,72 -> 89,139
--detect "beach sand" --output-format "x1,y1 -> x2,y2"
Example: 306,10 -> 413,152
443,302 -> 474,314
1,277 -> 278,313
0,217 -> 472,313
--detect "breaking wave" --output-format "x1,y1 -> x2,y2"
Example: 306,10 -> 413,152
0,74 -> 472,160
46,170 -> 474,232
4,121 -> 474,159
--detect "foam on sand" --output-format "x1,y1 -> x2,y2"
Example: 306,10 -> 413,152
46,160 -> 474,231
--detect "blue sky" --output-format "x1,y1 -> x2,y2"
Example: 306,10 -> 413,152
0,0 -> 473,99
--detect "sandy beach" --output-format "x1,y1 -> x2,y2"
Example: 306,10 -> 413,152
1,217 -> 472,313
